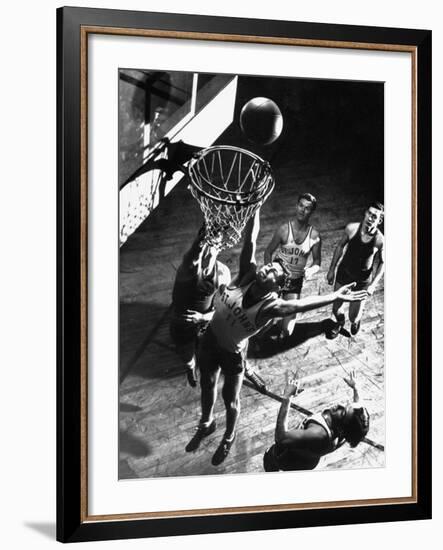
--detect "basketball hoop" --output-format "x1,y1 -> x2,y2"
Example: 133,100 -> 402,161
188,146 -> 275,250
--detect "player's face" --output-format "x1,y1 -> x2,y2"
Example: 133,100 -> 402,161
295,198 -> 314,222
329,404 -> 360,428
256,262 -> 285,291
328,404 -> 348,423
363,207 -> 383,232
324,404 -> 354,439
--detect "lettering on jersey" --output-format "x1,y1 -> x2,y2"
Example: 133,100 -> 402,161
219,289 -> 255,332
282,246 -> 301,256
277,238 -> 311,274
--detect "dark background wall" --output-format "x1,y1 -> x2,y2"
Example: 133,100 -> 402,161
218,74 -> 384,205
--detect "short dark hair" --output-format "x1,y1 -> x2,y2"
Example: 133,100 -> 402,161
298,193 -> 317,212
272,258 -> 291,290
368,202 -> 384,215
343,407 -> 370,448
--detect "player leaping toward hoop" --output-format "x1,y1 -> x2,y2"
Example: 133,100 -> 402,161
185,208 -> 367,466
170,225 -> 230,387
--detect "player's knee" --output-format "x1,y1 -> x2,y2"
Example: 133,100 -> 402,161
199,372 -> 216,391
223,396 -> 240,413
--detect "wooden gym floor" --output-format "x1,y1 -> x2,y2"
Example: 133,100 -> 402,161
118,132 -> 385,479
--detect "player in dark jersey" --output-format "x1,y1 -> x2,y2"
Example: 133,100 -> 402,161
326,203 -> 385,337
185,209 -> 368,466
170,226 -> 230,387
263,369 -> 369,471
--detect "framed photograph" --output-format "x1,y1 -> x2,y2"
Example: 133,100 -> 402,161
57,6 -> 432,543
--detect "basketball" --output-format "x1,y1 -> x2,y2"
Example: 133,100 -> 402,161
240,97 -> 283,145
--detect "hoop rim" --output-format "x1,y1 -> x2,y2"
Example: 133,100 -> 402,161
188,145 -> 274,206
189,178 -> 274,206
192,144 -> 269,163
190,162 -> 272,201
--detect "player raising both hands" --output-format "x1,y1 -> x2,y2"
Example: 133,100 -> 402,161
263,368 -> 370,471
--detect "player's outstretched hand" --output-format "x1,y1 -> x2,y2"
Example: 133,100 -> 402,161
283,370 -> 302,400
342,368 -> 357,389
335,282 -> 368,302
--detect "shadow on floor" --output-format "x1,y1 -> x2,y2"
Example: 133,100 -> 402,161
119,458 -> 139,480
120,430 -> 152,459
249,319 -> 335,359
120,402 -> 144,413
120,301 -> 172,383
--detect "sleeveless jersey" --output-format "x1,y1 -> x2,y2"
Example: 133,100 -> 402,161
209,282 -> 278,353
171,265 -> 218,315
275,222 -> 314,279
340,225 -> 380,279
265,412 -> 342,471
302,413 -> 342,453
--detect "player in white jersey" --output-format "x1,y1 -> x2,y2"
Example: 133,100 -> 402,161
264,193 -> 321,340
185,209 -> 367,466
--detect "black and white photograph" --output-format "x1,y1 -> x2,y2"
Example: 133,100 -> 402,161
118,69 -> 385,479
0,0 -> 437,545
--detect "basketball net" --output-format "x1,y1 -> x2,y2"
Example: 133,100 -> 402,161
188,146 -> 274,250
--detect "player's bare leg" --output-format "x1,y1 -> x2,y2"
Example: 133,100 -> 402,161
330,282 -> 346,338
349,299 -> 366,335
177,342 -> 198,387
200,367 -> 220,426
221,372 -> 244,440
212,372 -> 244,465
185,366 -> 219,452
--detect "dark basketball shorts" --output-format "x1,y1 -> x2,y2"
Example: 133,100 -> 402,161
263,444 -> 320,471
336,266 -> 371,291
282,276 -> 303,296
198,328 -> 247,376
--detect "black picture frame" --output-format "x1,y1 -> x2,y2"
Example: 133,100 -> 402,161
57,6 -> 432,543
